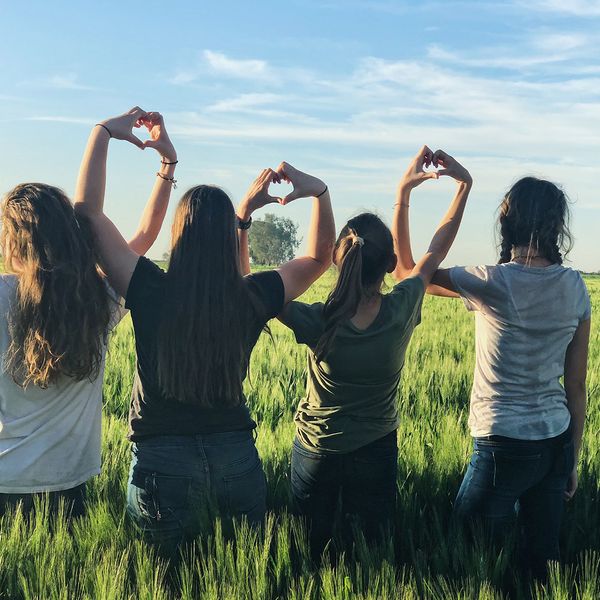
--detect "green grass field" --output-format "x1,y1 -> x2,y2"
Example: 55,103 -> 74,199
1,273 -> 598,599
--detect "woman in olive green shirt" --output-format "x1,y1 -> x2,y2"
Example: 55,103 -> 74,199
279,147 -> 472,558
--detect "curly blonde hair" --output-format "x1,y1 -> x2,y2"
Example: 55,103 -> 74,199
1,183 -> 112,388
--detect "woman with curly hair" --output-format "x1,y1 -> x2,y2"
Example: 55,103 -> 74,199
0,112 -> 177,518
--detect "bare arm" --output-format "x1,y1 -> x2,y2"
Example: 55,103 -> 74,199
275,163 -> 335,303
236,168 -> 281,276
392,146 -> 460,297
564,318 -> 591,500
74,108 -> 177,297
128,115 -> 178,254
407,150 -> 472,288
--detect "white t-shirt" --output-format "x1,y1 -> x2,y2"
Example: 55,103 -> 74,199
450,262 -> 591,440
0,275 -> 125,493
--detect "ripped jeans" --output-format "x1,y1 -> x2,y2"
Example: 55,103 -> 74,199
454,427 -> 574,580
126,430 -> 266,560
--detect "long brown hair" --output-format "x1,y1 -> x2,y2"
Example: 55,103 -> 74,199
498,177 -> 573,264
1,183 -> 112,388
157,185 -> 265,407
315,213 -> 395,362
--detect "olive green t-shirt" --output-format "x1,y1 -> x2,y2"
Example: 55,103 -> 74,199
286,276 -> 425,454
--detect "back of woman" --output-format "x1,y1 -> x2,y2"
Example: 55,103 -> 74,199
280,147 -> 473,559
450,261 -> 590,439
287,247 -> 423,453
0,184 -> 114,517
426,176 -> 592,581
74,109 -> 336,562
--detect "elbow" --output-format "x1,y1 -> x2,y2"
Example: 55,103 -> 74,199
393,265 -> 413,282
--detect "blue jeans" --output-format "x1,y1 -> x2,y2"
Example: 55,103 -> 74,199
454,428 -> 574,580
291,431 -> 398,559
0,483 -> 86,519
127,430 -> 266,559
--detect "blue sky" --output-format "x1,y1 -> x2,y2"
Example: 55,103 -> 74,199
1,0 -> 599,270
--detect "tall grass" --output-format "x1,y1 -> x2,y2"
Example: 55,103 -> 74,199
1,274 -> 598,599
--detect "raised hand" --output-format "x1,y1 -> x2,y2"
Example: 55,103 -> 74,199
275,162 -> 327,205
399,145 -> 438,191
239,168 -> 281,217
141,112 -> 177,162
432,149 -> 472,185
98,107 -> 147,149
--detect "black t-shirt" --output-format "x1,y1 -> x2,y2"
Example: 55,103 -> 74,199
125,257 -> 285,440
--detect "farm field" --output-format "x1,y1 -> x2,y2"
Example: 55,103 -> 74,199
1,273 -> 598,600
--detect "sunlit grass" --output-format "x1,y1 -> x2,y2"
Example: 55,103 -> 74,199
1,272 -> 598,599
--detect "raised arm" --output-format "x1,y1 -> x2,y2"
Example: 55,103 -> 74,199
563,317 -> 591,500
393,147 -> 462,296
128,113 -> 178,255
236,168 -> 281,276
74,108 -> 177,297
404,149 -> 472,288
274,162 -> 335,303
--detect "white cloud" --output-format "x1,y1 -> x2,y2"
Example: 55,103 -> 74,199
524,0 -> 600,16
206,93 -> 283,112
18,73 -> 95,91
202,50 -> 271,80
26,116 -> 93,125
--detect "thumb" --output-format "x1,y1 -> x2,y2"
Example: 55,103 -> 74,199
422,171 -> 439,181
126,132 -> 145,150
143,139 -> 158,150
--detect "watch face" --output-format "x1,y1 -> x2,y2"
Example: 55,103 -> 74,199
237,216 -> 252,230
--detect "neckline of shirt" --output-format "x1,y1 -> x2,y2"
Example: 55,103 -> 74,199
505,261 -> 562,274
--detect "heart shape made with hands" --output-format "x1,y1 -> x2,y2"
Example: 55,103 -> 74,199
267,179 -> 295,205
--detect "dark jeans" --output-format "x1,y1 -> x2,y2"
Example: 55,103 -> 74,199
127,430 -> 266,560
291,430 -> 398,559
454,427 -> 574,580
0,483 -> 87,519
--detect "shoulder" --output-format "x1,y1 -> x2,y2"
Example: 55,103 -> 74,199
245,270 -> 285,319
284,300 -> 325,346
391,275 -> 425,295
125,257 -> 166,310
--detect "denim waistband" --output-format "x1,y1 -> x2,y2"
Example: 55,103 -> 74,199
475,424 -> 572,448
132,429 -> 255,449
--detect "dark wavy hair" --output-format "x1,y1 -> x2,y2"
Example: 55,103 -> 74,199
1,183 -> 111,388
314,213 -> 395,362
157,185 -> 266,407
498,177 -> 573,265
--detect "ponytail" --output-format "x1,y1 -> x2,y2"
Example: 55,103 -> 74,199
314,231 -> 364,362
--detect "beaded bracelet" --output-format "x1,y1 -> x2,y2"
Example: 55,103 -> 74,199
157,172 -> 177,188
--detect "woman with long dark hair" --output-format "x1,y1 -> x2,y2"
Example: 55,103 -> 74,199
74,108 -> 335,558
396,172 -> 591,579
0,112 -> 176,518
277,146 -> 472,557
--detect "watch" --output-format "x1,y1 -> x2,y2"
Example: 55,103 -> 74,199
237,215 -> 252,230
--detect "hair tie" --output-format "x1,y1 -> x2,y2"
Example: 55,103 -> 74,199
348,228 -> 364,247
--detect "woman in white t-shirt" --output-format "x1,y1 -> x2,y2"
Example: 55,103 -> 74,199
396,170 -> 591,580
0,112 -> 177,518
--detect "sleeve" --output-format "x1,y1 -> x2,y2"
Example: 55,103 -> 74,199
106,283 -> 127,332
245,270 -> 285,320
449,265 -> 491,312
577,275 -> 592,322
388,276 -> 425,326
125,256 -> 165,312
285,301 -> 325,347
